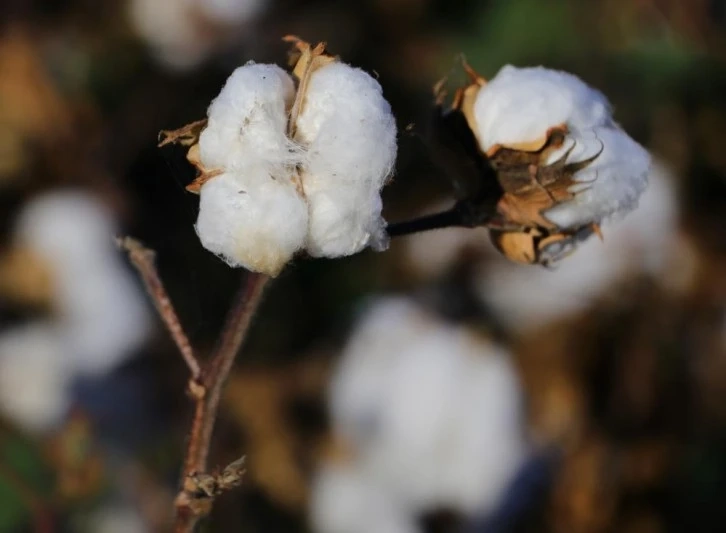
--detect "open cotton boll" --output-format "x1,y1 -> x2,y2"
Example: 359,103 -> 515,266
295,62 -> 397,257
330,297 -> 526,515
14,191 -> 151,377
477,162 -> 679,334
543,126 -> 651,228
310,462 -> 421,533
199,63 -> 298,171
0,323 -> 72,433
473,65 -> 612,153
471,65 -> 650,230
195,169 -> 308,275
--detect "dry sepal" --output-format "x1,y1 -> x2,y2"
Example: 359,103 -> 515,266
439,61 -> 650,265
160,37 -> 397,275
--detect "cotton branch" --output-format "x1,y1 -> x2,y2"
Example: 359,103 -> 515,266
386,201 -> 523,239
119,237 -> 269,532
117,237 -> 200,381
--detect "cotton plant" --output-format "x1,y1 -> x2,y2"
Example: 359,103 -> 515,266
162,38 -> 397,276
141,41 -> 657,529
405,61 -> 652,266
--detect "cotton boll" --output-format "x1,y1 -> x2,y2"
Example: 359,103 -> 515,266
195,169 -> 308,275
477,162 -> 679,333
544,126 -> 651,228
199,63 -> 298,171
473,65 -> 612,153
194,0 -> 266,25
469,64 -> 650,233
330,297 -> 526,515
310,462 -> 421,533
0,323 -> 72,433
330,298 -> 429,445
295,62 -> 397,257
437,349 -> 526,514
14,191 -> 151,377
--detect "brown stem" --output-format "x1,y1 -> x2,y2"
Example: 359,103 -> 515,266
120,237 -> 269,531
174,272 -> 270,533
118,237 -> 201,381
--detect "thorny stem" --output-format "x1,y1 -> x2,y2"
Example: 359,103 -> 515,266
120,238 -> 269,533
118,238 -> 201,381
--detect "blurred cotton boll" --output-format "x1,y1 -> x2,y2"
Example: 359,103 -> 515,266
128,0 -> 213,70
0,322 -> 72,433
295,62 -> 398,257
128,0 -> 267,70
326,297 -> 527,522
13,191 -> 151,376
310,462 -> 421,533
477,161 -> 681,334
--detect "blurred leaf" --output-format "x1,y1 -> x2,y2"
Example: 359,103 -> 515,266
0,430 -> 54,530
455,0 -> 586,75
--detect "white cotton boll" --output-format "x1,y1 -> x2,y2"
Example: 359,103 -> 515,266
477,161 -> 679,333
295,62 -> 397,258
473,65 -> 612,153
0,323 -> 72,433
330,298 -> 429,445
195,169 -> 308,275
128,0 -> 212,71
14,191 -> 151,377
310,462 -> 421,533
194,0 -> 266,25
330,297 -> 526,516
199,63 -> 298,171
544,126 -> 651,228
472,65 -> 650,227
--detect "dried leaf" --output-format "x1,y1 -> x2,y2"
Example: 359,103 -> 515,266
158,119 -> 208,148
